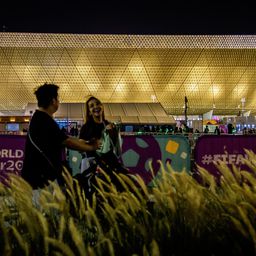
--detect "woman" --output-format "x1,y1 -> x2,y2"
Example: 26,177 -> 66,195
78,96 -> 129,194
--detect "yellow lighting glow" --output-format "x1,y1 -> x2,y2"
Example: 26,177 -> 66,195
116,84 -> 125,92
129,66 -> 143,73
87,84 -> 99,92
237,84 -> 248,95
212,84 -> 220,95
187,84 -> 198,92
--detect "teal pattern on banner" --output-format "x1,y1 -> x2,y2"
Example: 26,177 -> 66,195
69,135 -> 191,185
0,134 -> 191,186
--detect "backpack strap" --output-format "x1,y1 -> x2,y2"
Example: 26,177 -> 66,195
28,131 -> 56,171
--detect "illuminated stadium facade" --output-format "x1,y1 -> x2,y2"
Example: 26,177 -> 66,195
0,33 -> 256,116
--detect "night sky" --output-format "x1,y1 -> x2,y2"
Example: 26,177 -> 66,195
1,1 -> 256,35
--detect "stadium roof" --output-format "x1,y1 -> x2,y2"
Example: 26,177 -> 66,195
1,33 -> 256,116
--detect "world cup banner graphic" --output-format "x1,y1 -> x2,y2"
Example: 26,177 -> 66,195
69,135 -> 191,185
3,134 -> 255,186
194,135 -> 256,180
0,134 -> 192,186
0,135 -> 26,182
121,135 -> 191,185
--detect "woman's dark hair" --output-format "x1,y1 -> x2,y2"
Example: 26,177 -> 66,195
34,83 -> 59,108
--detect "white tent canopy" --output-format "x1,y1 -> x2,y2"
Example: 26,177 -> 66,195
25,102 -> 176,124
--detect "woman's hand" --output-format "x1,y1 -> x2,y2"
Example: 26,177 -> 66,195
65,137 -> 102,152
105,123 -> 115,131
90,138 -> 102,150
79,138 -> 102,151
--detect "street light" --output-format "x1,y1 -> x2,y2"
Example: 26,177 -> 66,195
241,97 -> 246,116
184,96 -> 188,126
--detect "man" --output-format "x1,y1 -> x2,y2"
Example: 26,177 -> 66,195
204,125 -> 209,133
21,83 -> 101,189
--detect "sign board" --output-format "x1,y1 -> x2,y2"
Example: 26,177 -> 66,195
0,134 -> 191,186
194,135 -> 256,179
0,135 -> 26,182
69,134 -> 191,185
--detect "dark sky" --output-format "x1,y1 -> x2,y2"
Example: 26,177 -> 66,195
1,1 -> 256,35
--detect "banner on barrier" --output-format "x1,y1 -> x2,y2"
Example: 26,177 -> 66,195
0,135 -> 26,181
0,134 -> 191,185
194,135 -> 256,178
121,135 -> 190,184
69,135 -> 191,185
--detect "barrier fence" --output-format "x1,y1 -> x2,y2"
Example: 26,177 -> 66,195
1,134 -> 256,185
194,134 -> 256,179
0,135 -> 25,183
69,134 -> 191,185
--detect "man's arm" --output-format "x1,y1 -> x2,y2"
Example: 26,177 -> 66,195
63,136 -> 100,152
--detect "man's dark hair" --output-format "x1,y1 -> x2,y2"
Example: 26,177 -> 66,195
34,83 -> 59,108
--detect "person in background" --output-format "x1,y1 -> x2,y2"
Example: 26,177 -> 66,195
214,126 -> 220,135
61,126 -> 67,134
70,124 -> 79,137
21,83 -> 101,190
227,123 -> 234,134
182,123 -> 189,133
79,96 -> 129,194
204,125 -> 209,133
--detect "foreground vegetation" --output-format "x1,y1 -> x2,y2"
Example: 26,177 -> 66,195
1,150 -> 256,255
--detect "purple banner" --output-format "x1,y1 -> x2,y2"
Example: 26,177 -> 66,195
1,134 -> 191,187
0,135 -> 26,181
69,135 -> 191,185
194,135 -> 256,178
121,135 -> 190,184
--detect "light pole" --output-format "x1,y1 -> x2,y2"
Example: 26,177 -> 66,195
241,97 -> 246,117
184,96 -> 188,126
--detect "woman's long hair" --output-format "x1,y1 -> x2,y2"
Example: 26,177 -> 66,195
83,95 -> 106,123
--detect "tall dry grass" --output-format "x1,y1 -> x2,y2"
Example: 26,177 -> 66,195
1,150 -> 256,255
